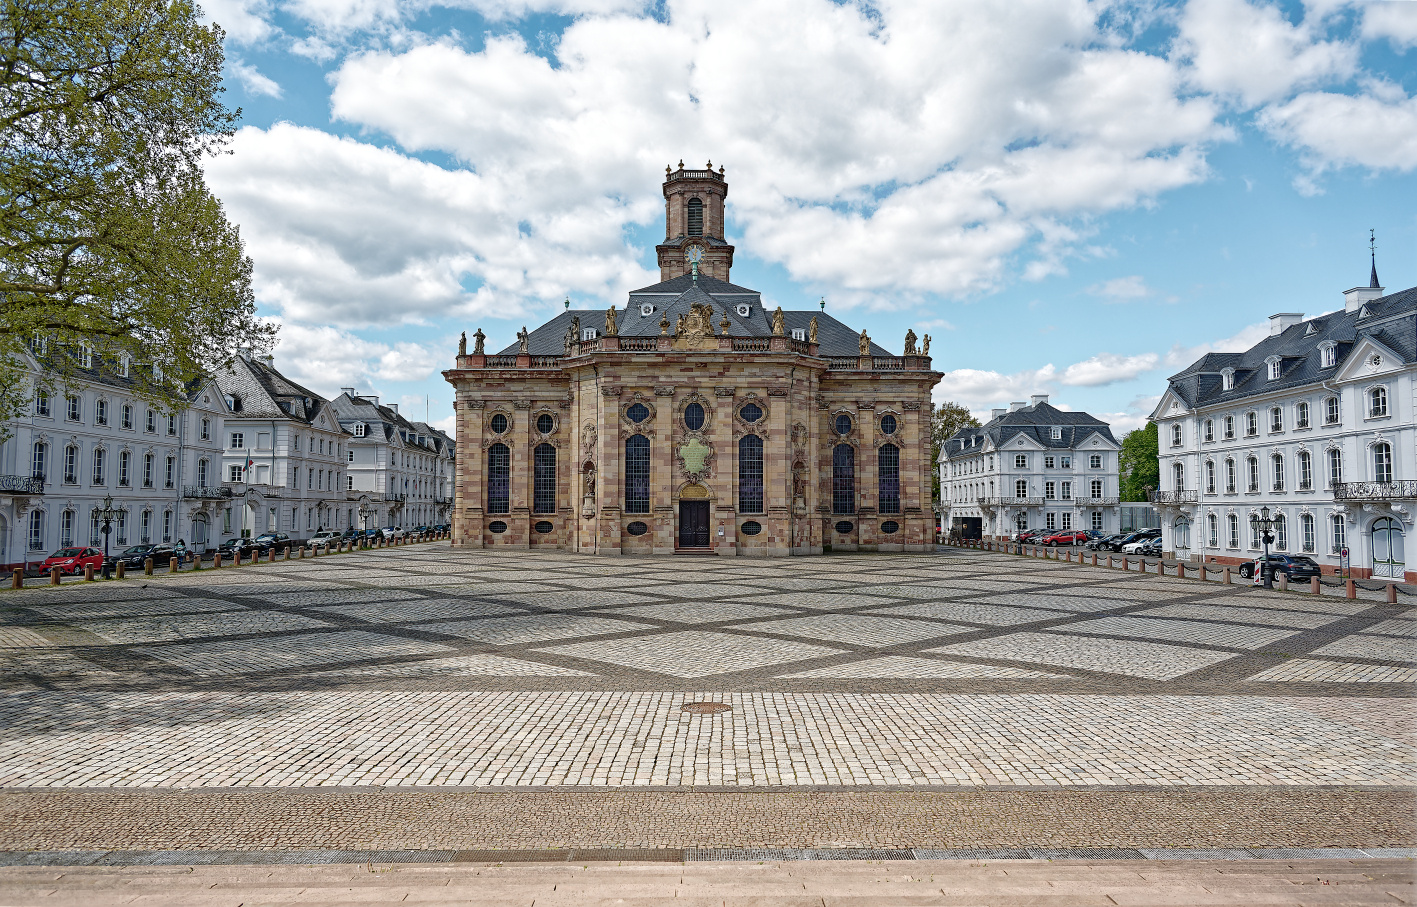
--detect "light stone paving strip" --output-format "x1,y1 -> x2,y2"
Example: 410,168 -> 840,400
1311,635 -> 1417,663
0,692 -> 1411,788
733,614 -> 971,647
74,611 -> 335,645
1061,615 -> 1301,650
136,631 -> 455,676
780,656 -> 1065,679
1247,658 -> 1417,684
538,631 -> 844,678
925,632 -> 1237,680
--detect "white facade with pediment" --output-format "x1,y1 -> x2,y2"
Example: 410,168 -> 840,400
1151,279 -> 1415,582
938,396 -> 1123,538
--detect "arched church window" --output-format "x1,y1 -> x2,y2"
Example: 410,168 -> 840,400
684,402 -> 705,431
687,198 -> 703,236
832,444 -> 855,514
533,443 -> 556,514
625,434 -> 650,514
878,444 -> 900,514
738,435 -> 764,513
487,443 -> 510,514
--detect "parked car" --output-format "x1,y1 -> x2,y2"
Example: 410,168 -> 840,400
377,526 -> 406,540
1120,536 -> 1160,554
1134,539 -> 1163,557
1040,530 -> 1089,546
1086,534 -> 1122,551
1238,554 -> 1323,581
1012,529 -> 1041,543
107,543 -> 176,569
306,530 -> 343,549
1105,529 -> 1160,552
216,537 -> 262,560
41,547 -> 105,575
253,532 -> 297,554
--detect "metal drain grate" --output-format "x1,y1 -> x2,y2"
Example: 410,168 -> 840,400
680,701 -> 732,715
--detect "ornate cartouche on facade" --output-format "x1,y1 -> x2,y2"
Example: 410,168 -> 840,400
444,164 -> 941,556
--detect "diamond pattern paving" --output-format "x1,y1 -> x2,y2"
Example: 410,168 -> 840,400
926,632 -> 1236,680
734,614 -> 969,647
538,631 -> 844,678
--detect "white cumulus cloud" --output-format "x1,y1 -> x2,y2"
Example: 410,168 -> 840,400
1060,352 -> 1159,386
271,322 -> 444,398
1164,320 -> 1272,370
1258,87 -> 1417,188
229,61 -> 283,98
1087,275 -> 1151,301
1362,1 -> 1417,50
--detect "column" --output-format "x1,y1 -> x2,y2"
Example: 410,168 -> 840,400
765,384 -> 790,556
855,401 -> 876,551
455,399 -> 485,549
713,385 -> 736,556
596,386 -> 621,555
902,401 -> 926,552
653,389 -> 674,555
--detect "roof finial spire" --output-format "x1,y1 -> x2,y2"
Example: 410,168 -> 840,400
1369,228 -> 1380,289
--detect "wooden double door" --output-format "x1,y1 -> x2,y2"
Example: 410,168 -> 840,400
678,501 -> 710,548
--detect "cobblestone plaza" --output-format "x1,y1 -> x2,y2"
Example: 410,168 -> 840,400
0,545 -> 1413,861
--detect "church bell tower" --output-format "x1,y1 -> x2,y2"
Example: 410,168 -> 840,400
656,161 -> 735,282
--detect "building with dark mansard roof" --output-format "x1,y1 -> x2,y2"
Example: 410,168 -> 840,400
444,164 -> 942,555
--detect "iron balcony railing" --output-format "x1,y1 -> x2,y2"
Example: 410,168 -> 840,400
1149,490 -> 1199,504
1075,497 -> 1120,506
978,496 -> 1044,507
0,475 -> 44,494
182,485 -> 233,499
1333,480 -> 1417,501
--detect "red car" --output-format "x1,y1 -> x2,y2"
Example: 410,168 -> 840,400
1040,530 -> 1089,546
40,547 -> 105,575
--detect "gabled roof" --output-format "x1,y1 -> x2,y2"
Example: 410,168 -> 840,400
1162,285 -> 1415,410
213,355 -> 343,430
941,401 -> 1118,460
329,394 -> 449,452
500,272 -> 892,358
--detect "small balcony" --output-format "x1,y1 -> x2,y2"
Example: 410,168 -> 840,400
978,496 -> 1044,508
1149,490 -> 1199,504
0,475 -> 44,495
182,485 -> 233,499
1332,480 -> 1417,502
1074,497 -> 1120,506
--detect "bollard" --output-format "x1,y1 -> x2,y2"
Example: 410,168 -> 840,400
1177,563 -> 1185,579
169,556 -> 178,574
268,548 -> 276,563
116,562 -> 125,579
1278,572 -> 1288,591
213,553 -> 222,569
1345,578 -> 1356,599
1121,557 -> 1128,571
11,568 -> 21,590
50,566 -> 61,585
83,564 -> 94,581
1139,559 -> 1147,574
1222,567 -> 1231,584
235,551 -> 243,567
297,547 -> 304,559
1387,583 -> 1398,604
1091,553 -> 1098,567
284,546 -> 291,561
1311,576 -> 1320,594
144,557 -> 154,576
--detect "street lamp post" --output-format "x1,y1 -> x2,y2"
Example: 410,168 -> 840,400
358,504 -> 371,548
92,494 -> 116,579
1250,507 -> 1276,589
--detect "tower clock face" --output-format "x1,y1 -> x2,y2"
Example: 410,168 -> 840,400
685,244 -> 704,264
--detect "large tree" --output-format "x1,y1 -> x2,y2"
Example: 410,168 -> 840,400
1118,421 -> 1160,502
930,401 -> 980,504
0,0 -> 273,430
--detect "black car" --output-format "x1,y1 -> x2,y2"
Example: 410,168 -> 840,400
108,544 -> 175,568
1238,554 -> 1323,580
253,532 -> 296,553
216,537 -> 263,560
1103,529 -> 1160,552
1086,534 -> 1122,551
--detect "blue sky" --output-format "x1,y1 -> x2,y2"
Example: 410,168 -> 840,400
202,0 -> 1417,435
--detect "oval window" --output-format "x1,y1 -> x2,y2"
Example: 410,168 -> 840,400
626,521 -> 648,536
489,521 -> 508,533
881,520 -> 899,534
684,402 -> 705,431
490,413 -> 509,433
834,414 -> 852,435
739,403 -> 763,423
536,413 -> 554,434
834,521 -> 854,534
626,403 -> 650,423
534,520 -> 554,534
880,414 -> 897,435
741,521 -> 762,535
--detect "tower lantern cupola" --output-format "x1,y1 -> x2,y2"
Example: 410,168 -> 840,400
656,160 -> 735,282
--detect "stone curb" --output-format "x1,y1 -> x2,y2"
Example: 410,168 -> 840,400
1,846 -> 1412,867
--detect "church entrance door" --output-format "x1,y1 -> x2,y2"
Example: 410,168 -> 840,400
678,501 -> 710,548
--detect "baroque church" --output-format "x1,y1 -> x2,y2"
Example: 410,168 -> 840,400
444,164 -> 942,555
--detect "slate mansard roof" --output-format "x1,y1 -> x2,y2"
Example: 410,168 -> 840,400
331,393 -> 452,453
499,273 -> 893,358
213,354 -> 342,427
1162,285 -> 1416,411
941,402 -> 1118,460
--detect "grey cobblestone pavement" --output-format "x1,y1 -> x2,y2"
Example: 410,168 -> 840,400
0,545 -> 1413,854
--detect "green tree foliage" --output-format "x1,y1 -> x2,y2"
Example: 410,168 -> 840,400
1118,421 -> 1160,502
0,0 -> 274,429
930,401 -> 980,503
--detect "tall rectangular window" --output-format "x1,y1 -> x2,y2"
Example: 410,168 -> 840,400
1301,513 -> 1315,552
92,448 -> 105,485
1327,449 -> 1342,486
624,435 -> 650,514
1060,512 -> 1072,530
116,510 -> 127,545
738,435 -> 764,514
1228,514 -> 1239,548
118,451 -> 130,487
34,393 -> 49,416
1090,479 -> 1103,498
533,443 -> 557,514
832,444 -> 855,514
1330,514 -> 1345,553
1015,479 -> 1027,498
1092,512 -> 1103,530
1298,451 -> 1312,489
31,442 -> 46,482
165,456 -> 175,488
28,511 -> 42,550
66,395 -> 80,421
877,444 -> 900,515
1060,481 -> 1072,500
1044,481 -> 1056,499
1045,512 -> 1056,530
1374,443 -> 1393,483
143,454 -> 154,487
60,510 -> 74,546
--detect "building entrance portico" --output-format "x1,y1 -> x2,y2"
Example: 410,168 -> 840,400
678,499 -> 710,548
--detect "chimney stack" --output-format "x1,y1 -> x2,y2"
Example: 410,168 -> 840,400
388,403 -> 398,413
1269,313 -> 1304,336
1009,401 -> 1026,412
1030,394 -> 1049,407
991,408 -> 1006,421
340,387 -> 356,396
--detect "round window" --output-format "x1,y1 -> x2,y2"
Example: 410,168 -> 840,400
490,413 -> 509,433
626,403 -> 650,423
834,521 -> 854,534
881,520 -> 899,534
534,520 -> 554,534
626,521 -> 648,536
880,414 -> 897,435
835,414 -> 852,435
739,403 -> 763,423
489,521 -> 508,533
684,402 -> 705,431
741,521 -> 762,535
536,413 -> 554,434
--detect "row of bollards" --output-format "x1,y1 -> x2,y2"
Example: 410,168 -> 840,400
950,537 -> 1399,602
9,530 -> 451,589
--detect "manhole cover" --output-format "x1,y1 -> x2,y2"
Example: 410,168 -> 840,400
680,702 -> 732,715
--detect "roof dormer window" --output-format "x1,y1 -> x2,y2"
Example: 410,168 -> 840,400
1050,427 -> 1062,440
581,328 -> 598,341
1265,356 -> 1281,380
791,328 -> 806,341
1318,341 -> 1336,368
353,422 -> 366,437
640,304 -> 654,317
1221,368 -> 1234,391
736,304 -> 751,317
